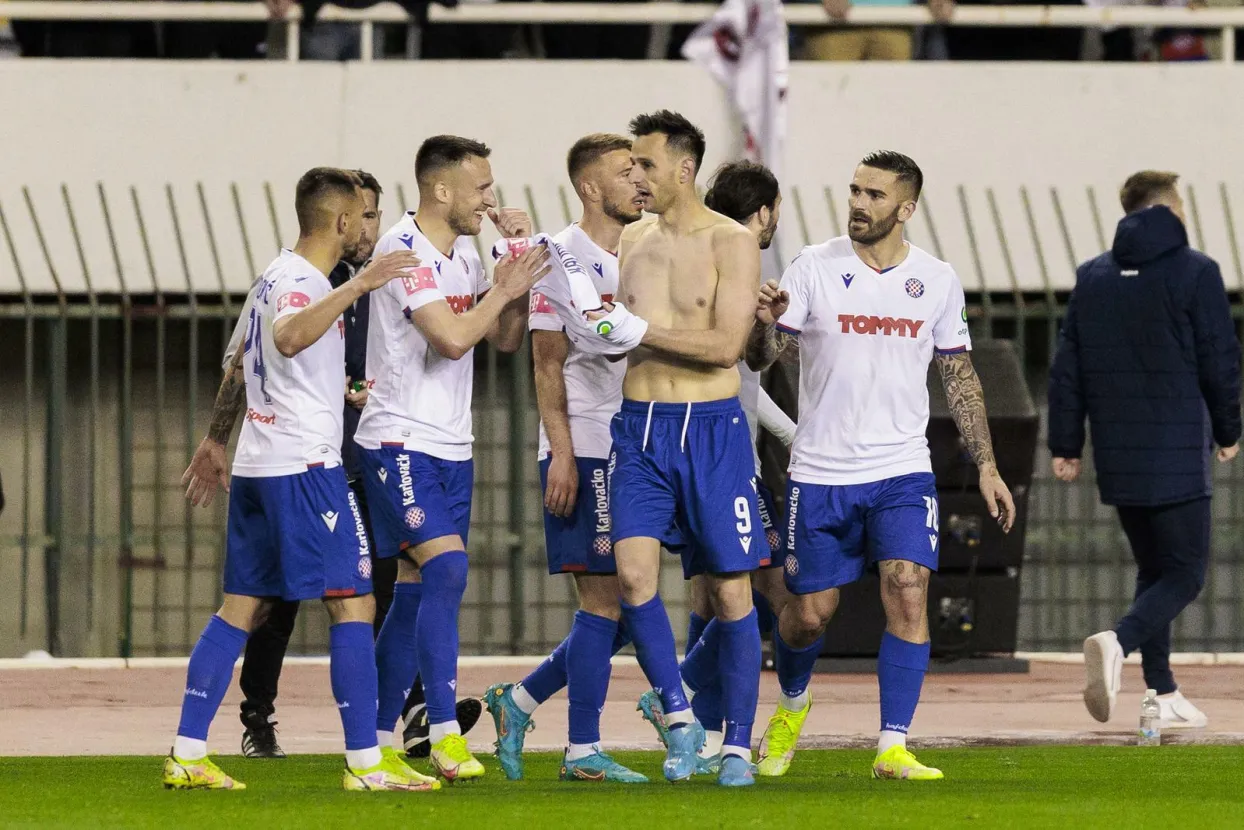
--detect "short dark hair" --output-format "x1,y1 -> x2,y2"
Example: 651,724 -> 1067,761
629,110 -> 706,174
704,160 -> 780,223
1120,170 -> 1179,214
354,169 -> 383,200
294,166 -> 363,235
859,150 -> 923,200
415,135 -> 491,187
567,133 -> 633,185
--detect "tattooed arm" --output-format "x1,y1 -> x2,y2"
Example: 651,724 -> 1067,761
935,351 -> 1016,532
745,321 -> 798,372
745,279 -> 798,371
182,345 -> 246,508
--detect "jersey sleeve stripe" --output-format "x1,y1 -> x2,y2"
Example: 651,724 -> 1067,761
775,323 -> 802,336
935,345 -> 969,355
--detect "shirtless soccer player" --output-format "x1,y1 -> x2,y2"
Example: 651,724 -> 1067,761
483,134 -> 648,783
747,151 -> 1016,781
637,160 -> 797,775
609,111 -> 764,788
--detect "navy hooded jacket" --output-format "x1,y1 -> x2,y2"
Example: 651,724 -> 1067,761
1047,205 -> 1241,506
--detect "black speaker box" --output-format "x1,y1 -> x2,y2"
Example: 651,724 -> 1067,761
819,570 -> 1022,658
934,485 -> 1031,569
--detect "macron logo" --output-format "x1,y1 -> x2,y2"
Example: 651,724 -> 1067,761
929,534 -> 938,551
841,273 -> 855,288
322,511 -> 339,533
741,536 -> 752,554
592,262 -> 604,277
378,468 -> 388,484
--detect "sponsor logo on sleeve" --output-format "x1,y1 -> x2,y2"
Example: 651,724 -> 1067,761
401,267 -> 437,295
276,291 -> 310,313
530,291 -> 555,315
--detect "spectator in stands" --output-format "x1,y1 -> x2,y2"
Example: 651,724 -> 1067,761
265,0 -> 458,61
789,0 -> 954,60
1087,0 -> 1209,61
1048,170 -> 1241,731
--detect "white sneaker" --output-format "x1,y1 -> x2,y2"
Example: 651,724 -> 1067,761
1157,690 -> 1208,729
1083,630 -> 1123,723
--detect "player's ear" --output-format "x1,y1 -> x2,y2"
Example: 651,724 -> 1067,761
756,205 -> 771,230
337,211 -> 348,236
433,181 -> 452,206
679,157 -> 695,185
898,199 -> 917,224
579,178 -> 599,203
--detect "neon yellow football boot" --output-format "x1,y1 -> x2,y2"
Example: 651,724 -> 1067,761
162,752 -> 246,790
756,696 -> 812,777
429,733 -> 486,782
871,745 -> 944,781
343,747 -> 442,792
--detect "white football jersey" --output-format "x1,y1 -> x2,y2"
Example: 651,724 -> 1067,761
738,362 -> 764,476
354,212 -> 491,462
777,236 -> 971,486
232,250 -> 345,478
529,223 -> 624,460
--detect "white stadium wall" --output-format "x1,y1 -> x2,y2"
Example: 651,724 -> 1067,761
3,60 -> 1244,295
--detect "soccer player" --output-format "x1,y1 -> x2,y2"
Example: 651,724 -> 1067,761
746,151 -> 1017,781
482,133 -> 647,783
163,167 -> 438,792
636,160 -> 796,773
607,111 -> 765,787
182,172 -> 481,760
358,135 -> 550,781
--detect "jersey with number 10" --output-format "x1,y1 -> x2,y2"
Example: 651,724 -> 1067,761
232,250 -> 345,478
777,236 -> 972,486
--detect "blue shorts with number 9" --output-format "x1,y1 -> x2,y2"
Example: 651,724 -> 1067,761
782,472 -> 939,595
609,397 -> 762,578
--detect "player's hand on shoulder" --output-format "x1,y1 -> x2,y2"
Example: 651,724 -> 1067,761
488,207 -> 533,239
822,0 -> 850,21
356,250 -> 423,293
756,279 -> 790,326
493,244 -> 553,303
181,437 -> 230,508
978,464 -> 1016,533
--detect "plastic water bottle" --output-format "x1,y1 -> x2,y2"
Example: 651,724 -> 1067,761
1138,689 -> 1161,746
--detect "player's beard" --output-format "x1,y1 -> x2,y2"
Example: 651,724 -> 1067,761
341,234 -> 363,264
603,194 -> 643,225
757,213 -> 778,250
347,237 -> 374,267
448,204 -> 482,237
847,206 -> 901,245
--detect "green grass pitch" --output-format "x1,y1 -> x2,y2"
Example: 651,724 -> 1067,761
2,747 -> 1240,829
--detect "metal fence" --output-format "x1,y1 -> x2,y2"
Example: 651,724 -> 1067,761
2,179 -> 1242,658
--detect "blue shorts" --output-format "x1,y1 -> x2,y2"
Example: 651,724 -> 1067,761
610,397 -> 761,578
539,456 -> 615,576
664,478 -> 782,574
783,472 -> 939,595
358,446 -> 473,559
224,465 -> 372,601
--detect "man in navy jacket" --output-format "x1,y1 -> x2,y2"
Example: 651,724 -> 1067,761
1048,170 -> 1240,730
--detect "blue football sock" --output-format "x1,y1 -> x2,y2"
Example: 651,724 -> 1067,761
681,618 -> 724,731
330,621 -> 380,751
374,582 -> 421,734
878,632 -> 930,736
685,611 -> 710,658
621,594 -> 690,715
565,610 -> 618,746
177,615 -> 248,741
416,551 -> 468,727
752,589 -> 775,636
719,609 -> 761,753
775,627 -> 823,699
520,637 -> 569,704
612,618 -> 633,652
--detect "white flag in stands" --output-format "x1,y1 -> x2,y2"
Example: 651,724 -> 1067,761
681,0 -> 789,184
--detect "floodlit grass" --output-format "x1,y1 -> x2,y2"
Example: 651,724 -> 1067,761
2,746 -> 1241,829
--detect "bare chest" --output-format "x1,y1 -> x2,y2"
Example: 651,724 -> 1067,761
620,233 -> 719,327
